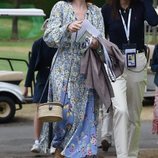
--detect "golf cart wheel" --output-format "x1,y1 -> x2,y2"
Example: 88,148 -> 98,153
0,96 -> 16,123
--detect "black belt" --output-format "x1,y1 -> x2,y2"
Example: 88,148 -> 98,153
137,49 -> 145,53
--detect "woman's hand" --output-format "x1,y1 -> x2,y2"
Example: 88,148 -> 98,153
67,20 -> 83,33
23,87 -> 28,97
90,38 -> 99,49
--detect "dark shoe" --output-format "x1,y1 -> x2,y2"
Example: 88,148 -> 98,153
101,139 -> 111,152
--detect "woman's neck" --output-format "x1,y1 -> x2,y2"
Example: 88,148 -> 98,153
120,0 -> 130,9
71,0 -> 88,20
71,0 -> 87,10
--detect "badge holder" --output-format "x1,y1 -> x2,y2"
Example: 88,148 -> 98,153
123,43 -> 137,68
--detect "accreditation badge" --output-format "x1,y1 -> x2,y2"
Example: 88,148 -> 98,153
122,43 -> 137,68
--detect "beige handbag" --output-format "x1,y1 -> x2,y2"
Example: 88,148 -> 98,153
37,49 -> 71,122
38,30 -> 77,123
38,102 -> 63,122
37,46 -> 65,122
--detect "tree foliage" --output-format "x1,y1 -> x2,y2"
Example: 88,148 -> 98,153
11,0 -> 21,39
34,0 -> 106,17
2,0 -> 106,39
3,0 -> 106,18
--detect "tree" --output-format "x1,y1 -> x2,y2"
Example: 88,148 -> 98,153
11,0 -> 21,39
11,0 -> 33,39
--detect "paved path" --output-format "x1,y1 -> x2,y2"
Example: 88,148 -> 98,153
0,105 -> 158,158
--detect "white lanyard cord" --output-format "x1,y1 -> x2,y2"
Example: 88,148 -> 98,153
119,8 -> 132,42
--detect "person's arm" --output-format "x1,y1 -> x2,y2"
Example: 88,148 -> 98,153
23,87 -> 29,97
143,0 -> 158,26
151,45 -> 158,72
24,41 -> 39,88
101,4 -> 110,38
90,6 -> 105,49
96,8 -> 105,38
43,1 -> 71,48
23,41 -> 39,96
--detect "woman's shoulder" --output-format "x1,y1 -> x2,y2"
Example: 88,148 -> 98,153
54,1 -> 67,5
102,3 -> 111,10
49,1 -> 70,15
88,3 -> 101,13
52,1 -> 68,9
33,37 -> 43,47
101,4 -> 112,16
132,0 -> 144,9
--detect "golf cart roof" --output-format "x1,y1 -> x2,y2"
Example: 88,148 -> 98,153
0,8 -> 46,16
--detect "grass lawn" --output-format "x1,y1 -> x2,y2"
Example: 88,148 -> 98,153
0,17 -> 43,40
0,40 -> 36,73
0,17 -> 43,73
0,40 -> 36,86
0,17 -> 44,88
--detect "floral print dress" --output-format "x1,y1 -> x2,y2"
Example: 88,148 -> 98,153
40,1 -> 105,157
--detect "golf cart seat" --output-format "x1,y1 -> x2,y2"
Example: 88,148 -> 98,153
0,70 -> 24,85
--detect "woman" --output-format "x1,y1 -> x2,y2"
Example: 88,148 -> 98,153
101,0 -> 158,158
40,0 -> 106,157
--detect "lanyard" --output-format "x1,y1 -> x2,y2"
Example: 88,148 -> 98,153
119,8 -> 132,43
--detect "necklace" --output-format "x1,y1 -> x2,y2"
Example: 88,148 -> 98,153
71,3 -> 88,20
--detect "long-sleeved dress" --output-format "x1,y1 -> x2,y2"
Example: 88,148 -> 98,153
39,1 -> 105,157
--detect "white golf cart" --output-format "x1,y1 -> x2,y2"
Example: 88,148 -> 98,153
0,8 -> 45,123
